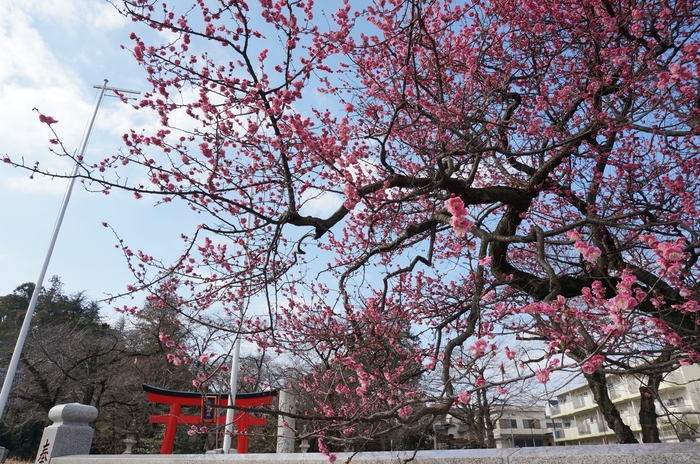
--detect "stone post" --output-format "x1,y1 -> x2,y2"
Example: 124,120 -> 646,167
122,432 -> 137,454
122,421 -> 138,454
34,403 -> 98,464
276,389 -> 297,453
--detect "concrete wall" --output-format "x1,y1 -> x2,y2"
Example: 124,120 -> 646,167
52,443 -> 700,464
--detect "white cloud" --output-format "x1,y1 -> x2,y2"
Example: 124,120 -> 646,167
3,173 -> 73,196
0,0 -> 147,188
12,0 -> 126,31
299,188 -> 344,217
0,9 -> 68,86
0,0 -> 202,308
0,6 -> 89,179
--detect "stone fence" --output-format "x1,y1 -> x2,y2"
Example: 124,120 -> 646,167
51,444 -> 700,464
33,403 -> 700,464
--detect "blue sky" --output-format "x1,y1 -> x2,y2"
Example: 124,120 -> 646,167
0,0 -> 343,319
0,0 -> 193,315
0,0 -> 351,326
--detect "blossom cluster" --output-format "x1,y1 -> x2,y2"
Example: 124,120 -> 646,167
445,196 -> 473,238
567,230 -> 601,263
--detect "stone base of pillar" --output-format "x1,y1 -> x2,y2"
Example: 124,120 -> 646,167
34,403 -> 98,464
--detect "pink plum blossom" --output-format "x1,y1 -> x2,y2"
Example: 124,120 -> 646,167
470,338 -> 489,356
682,300 -> 699,313
567,230 -> 582,241
657,242 -> 684,262
38,114 -> 59,125
574,241 -> 601,263
457,391 -> 472,404
666,332 -> 682,346
535,369 -> 550,384
581,355 -> 605,374
445,196 -> 472,237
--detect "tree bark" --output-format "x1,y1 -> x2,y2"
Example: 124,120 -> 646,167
639,371 -> 663,443
586,371 -> 638,443
480,390 -> 496,448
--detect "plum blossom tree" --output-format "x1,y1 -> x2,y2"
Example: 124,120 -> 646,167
6,0 -> 700,445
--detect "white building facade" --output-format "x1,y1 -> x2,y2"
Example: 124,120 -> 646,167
549,364 -> 700,445
438,408 -> 554,449
493,409 -> 555,448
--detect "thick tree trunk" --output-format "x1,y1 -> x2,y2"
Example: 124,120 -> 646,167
480,390 -> 496,448
462,405 -> 482,447
586,371 -> 638,443
639,371 -> 663,443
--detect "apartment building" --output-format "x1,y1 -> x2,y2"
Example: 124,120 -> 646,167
437,407 -> 554,449
549,364 -> 700,445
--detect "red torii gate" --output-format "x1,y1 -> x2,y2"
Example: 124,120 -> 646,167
143,383 -> 277,454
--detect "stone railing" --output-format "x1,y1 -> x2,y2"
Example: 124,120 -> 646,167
51,444 -> 700,464
32,403 -> 700,464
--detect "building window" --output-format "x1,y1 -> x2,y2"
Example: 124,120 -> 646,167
665,397 -> 686,407
515,438 -> 544,447
499,419 -> 518,429
523,419 -> 540,429
573,392 -> 589,409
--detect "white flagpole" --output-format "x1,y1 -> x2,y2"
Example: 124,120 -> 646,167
222,196 -> 253,453
222,331 -> 242,453
0,80 -> 139,420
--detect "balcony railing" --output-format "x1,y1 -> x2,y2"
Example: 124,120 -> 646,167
578,422 -> 607,436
